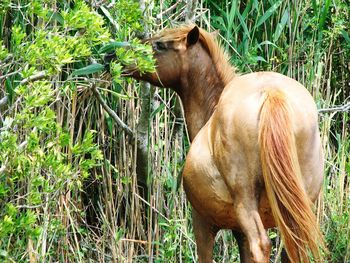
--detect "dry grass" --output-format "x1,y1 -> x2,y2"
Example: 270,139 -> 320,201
0,0 -> 349,262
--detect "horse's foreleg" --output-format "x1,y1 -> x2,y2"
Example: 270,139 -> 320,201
192,209 -> 217,263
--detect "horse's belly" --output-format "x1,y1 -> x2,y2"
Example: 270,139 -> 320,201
183,163 -> 238,228
183,168 -> 275,229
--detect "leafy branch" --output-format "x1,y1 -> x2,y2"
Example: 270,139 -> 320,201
90,83 -> 134,137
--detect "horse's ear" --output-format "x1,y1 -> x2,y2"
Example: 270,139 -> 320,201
187,26 -> 199,46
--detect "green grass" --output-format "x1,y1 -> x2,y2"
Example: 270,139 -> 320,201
0,0 -> 349,262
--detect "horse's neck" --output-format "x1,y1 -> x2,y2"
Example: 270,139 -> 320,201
178,58 -> 225,140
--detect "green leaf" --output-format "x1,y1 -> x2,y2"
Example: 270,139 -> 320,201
100,5 -> 119,30
227,0 -> 237,31
47,11 -> 64,25
318,0 -> 331,35
97,87 -> 131,100
269,231 -> 277,239
258,41 -> 278,49
341,29 -> 350,45
242,0 -> 254,17
151,103 -> 165,118
273,9 -> 289,42
99,42 -> 130,54
256,56 -> 267,62
71,63 -> 105,76
256,0 -> 283,28
236,11 -> 250,40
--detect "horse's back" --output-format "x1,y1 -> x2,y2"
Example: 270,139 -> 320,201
217,72 -> 318,128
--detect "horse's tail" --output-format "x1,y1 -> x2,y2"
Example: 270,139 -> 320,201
258,89 -> 324,262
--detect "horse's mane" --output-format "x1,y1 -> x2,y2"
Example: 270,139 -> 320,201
157,25 -> 236,86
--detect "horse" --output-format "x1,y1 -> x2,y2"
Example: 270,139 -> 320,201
126,25 -> 325,263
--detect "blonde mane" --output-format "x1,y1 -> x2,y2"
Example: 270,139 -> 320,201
157,25 -> 236,86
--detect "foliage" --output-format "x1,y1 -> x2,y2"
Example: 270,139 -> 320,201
0,81 -> 102,261
112,0 -> 144,36
0,0 -> 349,262
0,0 -> 154,261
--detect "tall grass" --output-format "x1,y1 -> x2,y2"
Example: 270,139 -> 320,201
0,0 -> 349,262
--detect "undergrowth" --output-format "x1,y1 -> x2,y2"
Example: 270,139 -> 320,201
0,0 -> 349,262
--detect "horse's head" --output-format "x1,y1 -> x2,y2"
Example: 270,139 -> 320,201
130,26 -> 200,89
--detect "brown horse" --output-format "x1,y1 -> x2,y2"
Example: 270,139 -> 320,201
128,25 -> 325,263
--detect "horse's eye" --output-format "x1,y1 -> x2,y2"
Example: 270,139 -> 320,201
155,41 -> 167,51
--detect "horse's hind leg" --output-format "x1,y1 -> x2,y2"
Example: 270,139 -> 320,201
234,199 -> 271,263
232,230 -> 251,263
281,248 -> 291,263
192,210 -> 218,263
220,167 -> 271,261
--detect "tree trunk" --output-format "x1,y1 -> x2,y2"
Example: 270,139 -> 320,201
136,82 -> 154,198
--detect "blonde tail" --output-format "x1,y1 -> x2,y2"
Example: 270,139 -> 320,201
258,89 -> 325,262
